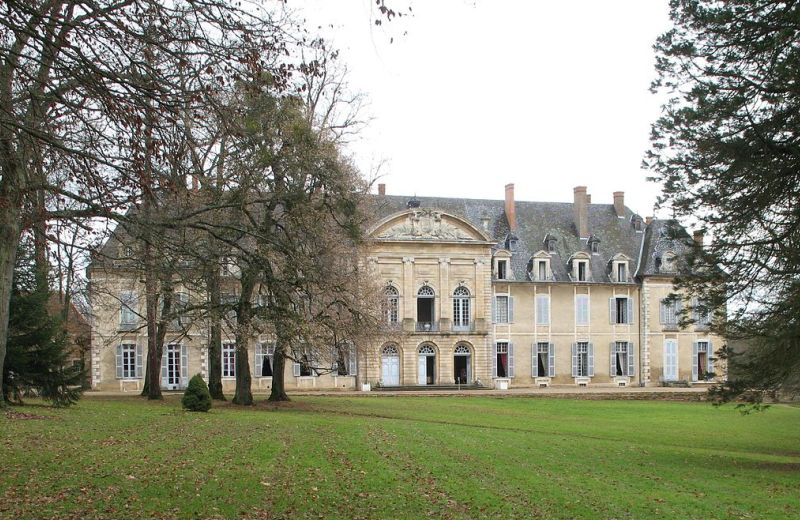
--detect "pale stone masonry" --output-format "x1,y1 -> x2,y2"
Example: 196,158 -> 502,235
88,184 -> 725,392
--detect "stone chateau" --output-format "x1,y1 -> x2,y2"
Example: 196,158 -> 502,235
88,184 -> 724,392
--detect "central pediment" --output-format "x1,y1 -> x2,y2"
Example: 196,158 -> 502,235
370,209 -> 489,242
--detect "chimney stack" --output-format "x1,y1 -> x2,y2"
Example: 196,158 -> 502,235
573,186 -> 589,238
504,183 -> 517,232
378,183 -> 386,196
693,229 -> 705,246
613,191 -> 625,217
586,194 -> 592,204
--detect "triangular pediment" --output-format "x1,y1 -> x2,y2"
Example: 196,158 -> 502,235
370,209 -> 489,241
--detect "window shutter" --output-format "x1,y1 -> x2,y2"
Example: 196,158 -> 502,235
707,340 -> 714,375
116,345 -> 123,379
508,297 -> 515,323
136,344 -> 143,379
588,343 -> 595,377
348,344 -> 358,376
491,297 -> 497,324
293,362 -> 301,377
492,344 -> 497,378
544,297 -> 550,324
508,342 -> 515,377
181,344 -> 188,387
571,343 -> 578,377
610,342 -> 616,377
255,343 -> 263,377
627,298 -> 634,324
531,343 -> 537,377
659,301 -> 667,324
692,342 -> 699,381
548,343 -> 555,377
628,342 -> 635,376
161,348 -> 168,387
676,300 -> 683,322
609,297 -> 616,324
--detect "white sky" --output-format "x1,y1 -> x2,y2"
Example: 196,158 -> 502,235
296,0 -> 672,217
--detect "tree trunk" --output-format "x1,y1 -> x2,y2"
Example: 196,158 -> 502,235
232,272 -> 254,405
206,266 -> 224,400
144,242 -> 163,400
268,337 -> 290,402
0,204 -> 23,407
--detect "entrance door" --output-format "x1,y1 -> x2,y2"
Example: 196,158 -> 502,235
664,340 -> 678,381
418,355 -> 427,385
454,356 -> 470,384
166,344 -> 181,390
381,353 -> 400,386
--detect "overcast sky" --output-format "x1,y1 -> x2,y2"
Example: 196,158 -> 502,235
296,0 -> 672,217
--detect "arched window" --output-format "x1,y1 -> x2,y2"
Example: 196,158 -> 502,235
382,344 -> 399,356
418,344 -> 435,355
454,344 -> 471,355
384,286 -> 399,324
417,285 -> 435,330
453,286 -> 470,330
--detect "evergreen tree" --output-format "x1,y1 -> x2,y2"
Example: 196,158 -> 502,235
647,0 -> 800,404
3,246 -> 84,406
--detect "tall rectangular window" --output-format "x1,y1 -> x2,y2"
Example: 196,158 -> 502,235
617,263 -> 627,282
495,296 -> 509,323
577,261 -> 588,281
660,299 -> 679,327
496,342 -> 509,377
612,341 -> 631,376
575,294 -> 590,325
222,342 -> 236,378
576,342 -> 589,377
497,260 -> 507,280
122,344 -> 136,378
120,291 -> 137,329
535,342 -> 552,377
256,342 -> 274,377
535,294 -> 550,325
538,261 -> 547,281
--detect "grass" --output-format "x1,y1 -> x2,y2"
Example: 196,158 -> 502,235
1,395 -> 799,519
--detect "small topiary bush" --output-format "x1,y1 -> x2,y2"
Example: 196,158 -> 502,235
182,374 -> 212,412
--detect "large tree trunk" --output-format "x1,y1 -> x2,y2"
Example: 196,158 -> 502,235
144,242 -> 163,400
268,336 -> 290,402
0,204 -> 23,407
232,272 -> 255,405
206,266 -> 224,400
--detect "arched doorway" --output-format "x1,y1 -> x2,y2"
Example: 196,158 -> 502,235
453,344 -> 472,384
418,344 -> 436,385
381,344 -> 400,386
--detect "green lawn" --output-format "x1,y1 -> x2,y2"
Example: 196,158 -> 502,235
1,395 -> 798,519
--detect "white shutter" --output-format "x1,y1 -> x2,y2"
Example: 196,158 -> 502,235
628,342 -> 635,376
492,344 -> 497,377
548,343 -> 555,377
508,342 -> 515,377
181,344 -> 188,387
293,362 -> 301,377
161,348 -> 168,387
116,344 -> 123,379
660,301 -> 667,324
609,297 -> 617,324
531,343 -> 537,377
707,340 -> 714,375
136,344 -> 143,379
348,344 -> 358,376
571,343 -> 578,377
692,342 -> 699,381
508,297 -> 515,323
610,342 -> 616,377
255,343 -> 263,378
588,343 -> 595,377
627,298 -> 634,324
491,297 -> 497,324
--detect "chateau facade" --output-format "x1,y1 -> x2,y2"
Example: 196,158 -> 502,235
88,184 -> 724,392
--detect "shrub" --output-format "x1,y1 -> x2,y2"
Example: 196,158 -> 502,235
182,374 -> 212,412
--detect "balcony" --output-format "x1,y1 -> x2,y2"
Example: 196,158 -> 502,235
415,321 -> 439,332
452,322 -> 475,333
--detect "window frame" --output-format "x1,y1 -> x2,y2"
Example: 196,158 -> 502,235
575,294 -> 590,325
535,294 -> 550,325
222,342 -> 236,378
452,286 -> 471,329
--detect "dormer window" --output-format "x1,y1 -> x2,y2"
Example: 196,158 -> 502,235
544,234 -> 557,253
610,254 -> 632,283
497,259 -> 508,280
632,215 -> 644,232
588,235 -> 600,255
529,251 -> 552,281
577,261 -> 588,281
660,251 -> 677,273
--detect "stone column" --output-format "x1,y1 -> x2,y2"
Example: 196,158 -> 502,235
402,257 -> 415,332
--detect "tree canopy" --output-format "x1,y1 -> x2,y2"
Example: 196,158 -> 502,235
647,0 -> 800,404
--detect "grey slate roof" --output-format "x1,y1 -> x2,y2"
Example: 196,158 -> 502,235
373,194 -> 647,283
638,218 -> 695,277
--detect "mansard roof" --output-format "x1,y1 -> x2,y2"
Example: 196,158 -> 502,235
373,195 -> 646,283
638,218 -> 696,277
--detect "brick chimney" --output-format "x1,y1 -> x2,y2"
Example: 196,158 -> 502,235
693,229 -> 705,246
504,183 -> 517,232
613,191 -> 625,217
573,186 -> 589,238
378,183 -> 386,196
